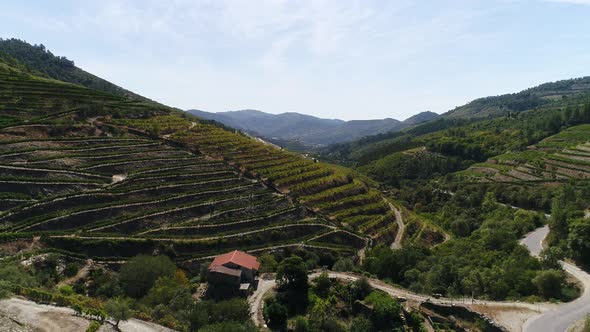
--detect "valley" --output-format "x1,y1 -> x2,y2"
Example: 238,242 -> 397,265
0,37 -> 589,332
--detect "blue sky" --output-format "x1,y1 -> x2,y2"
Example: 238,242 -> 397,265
2,0 -> 590,120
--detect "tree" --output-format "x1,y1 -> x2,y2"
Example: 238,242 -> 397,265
351,277 -> 372,301
314,272 -> 331,298
276,256 -> 308,292
332,258 -> 354,272
119,255 -> 176,298
263,298 -> 288,329
568,218 -> 590,265
105,297 -> 131,328
259,254 -> 278,273
364,291 -> 402,330
533,269 -> 565,299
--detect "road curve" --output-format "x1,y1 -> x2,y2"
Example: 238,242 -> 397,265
521,226 -> 590,332
249,271 -> 547,329
519,225 -> 549,257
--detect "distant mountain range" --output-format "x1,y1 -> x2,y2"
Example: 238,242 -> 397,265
187,109 -> 439,146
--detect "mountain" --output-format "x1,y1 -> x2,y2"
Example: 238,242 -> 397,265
403,111 -> 439,125
187,109 -> 439,146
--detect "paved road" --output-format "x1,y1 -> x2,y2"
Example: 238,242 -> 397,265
520,226 -> 590,332
519,225 -> 549,257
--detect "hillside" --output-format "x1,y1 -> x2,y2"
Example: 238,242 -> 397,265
322,79 -> 590,185
188,109 -> 438,146
461,124 -> 590,185
0,38 -> 146,100
444,76 -> 590,119
0,57 -> 415,265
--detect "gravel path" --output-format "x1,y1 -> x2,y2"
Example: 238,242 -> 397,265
248,276 -> 275,328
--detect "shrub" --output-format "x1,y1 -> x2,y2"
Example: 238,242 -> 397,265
58,285 -> 74,296
263,298 -> 288,329
85,321 -> 101,332
119,255 -> 176,298
105,297 -> 131,328
294,316 -> 309,332
64,263 -> 79,278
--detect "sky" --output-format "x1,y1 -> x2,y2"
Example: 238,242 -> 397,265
1,0 -> 590,120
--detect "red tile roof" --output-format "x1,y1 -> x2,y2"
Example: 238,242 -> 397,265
208,250 -> 260,271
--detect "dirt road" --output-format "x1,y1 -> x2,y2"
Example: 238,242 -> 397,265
0,297 -> 89,332
249,271 -> 548,331
384,198 -> 405,249
0,298 -> 174,332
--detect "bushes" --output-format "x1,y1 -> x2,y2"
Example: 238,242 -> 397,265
364,291 -> 403,330
119,255 -> 176,298
532,269 -> 566,299
85,321 -> 101,332
189,299 -> 253,331
263,298 -> 289,329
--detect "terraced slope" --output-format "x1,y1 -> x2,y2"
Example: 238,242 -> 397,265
118,115 -> 398,238
0,61 -> 394,263
460,124 -> 590,184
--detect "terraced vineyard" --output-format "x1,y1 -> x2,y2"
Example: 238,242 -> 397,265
0,59 -> 398,264
461,124 -> 590,184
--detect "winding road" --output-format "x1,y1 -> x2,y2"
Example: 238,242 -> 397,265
249,271 -> 549,331
249,222 -> 590,332
520,226 -> 590,332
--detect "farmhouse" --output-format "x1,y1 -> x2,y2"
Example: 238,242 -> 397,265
208,250 -> 260,292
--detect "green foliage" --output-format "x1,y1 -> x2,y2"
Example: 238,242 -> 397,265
276,256 -> 309,292
85,321 -> 102,332
189,299 -> 252,331
568,218 -> 590,265
0,38 -> 144,100
314,272 -> 331,298
263,298 -> 288,329
258,254 -> 278,273
293,316 -> 309,332
532,269 -> 566,299
332,257 -> 354,272
349,316 -> 373,332
364,291 -> 402,330
0,260 -> 38,288
351,277 -> 373,301
105,297 -> 131,327
119,255 -> 176,298
59,285 -> 74,296
64,262 -> 80,278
